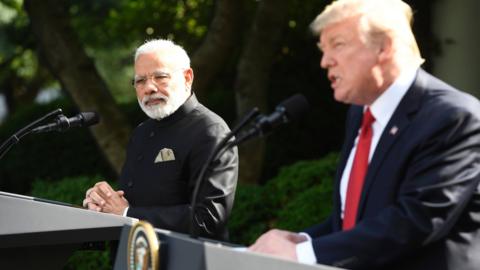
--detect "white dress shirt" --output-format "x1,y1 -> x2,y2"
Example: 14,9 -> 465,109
296,68 -> 418,264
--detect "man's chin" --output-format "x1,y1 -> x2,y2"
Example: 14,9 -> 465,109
145,103 -> 164,111
333,91 -> 346,103
333,89 -> 353,104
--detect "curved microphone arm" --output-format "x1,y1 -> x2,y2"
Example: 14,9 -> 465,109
228,123 -> 263,147
0,108 -> 63,160
189,107 -> 260,239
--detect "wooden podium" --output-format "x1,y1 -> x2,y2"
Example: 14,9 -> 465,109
0,191 -> 135,269
114,222 -> 342,270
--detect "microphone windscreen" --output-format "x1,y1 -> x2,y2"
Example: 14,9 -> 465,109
279,94 -> 310,122
80,112 -> 100,126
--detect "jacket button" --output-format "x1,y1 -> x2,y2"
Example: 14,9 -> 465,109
149,131 -> 155,137
127,181 -> 133,187
137,155 -> 143,161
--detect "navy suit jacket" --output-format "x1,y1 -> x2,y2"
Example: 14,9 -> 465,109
304,69 -> 480,270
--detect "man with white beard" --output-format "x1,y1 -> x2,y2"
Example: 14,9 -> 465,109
82,39 -> 238,240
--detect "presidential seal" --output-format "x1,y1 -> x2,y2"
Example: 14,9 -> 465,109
127,221 -> 160,270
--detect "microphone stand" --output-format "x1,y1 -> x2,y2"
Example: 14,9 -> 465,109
189,107 -> 260,239
0,108 -> 63,161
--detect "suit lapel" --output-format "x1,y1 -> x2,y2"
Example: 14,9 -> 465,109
356,69 -> 427,218
332,106 -> 363,229
336,106 -> 364,178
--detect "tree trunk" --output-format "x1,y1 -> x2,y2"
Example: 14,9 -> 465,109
24,0 -> 131,176
191,0 -> 243,100
234,0 -> 290,184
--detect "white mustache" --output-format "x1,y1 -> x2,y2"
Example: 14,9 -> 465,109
142,93 -> 169,106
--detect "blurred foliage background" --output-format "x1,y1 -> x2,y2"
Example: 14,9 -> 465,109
0,0 -> 457,268
0,0 -> 436,189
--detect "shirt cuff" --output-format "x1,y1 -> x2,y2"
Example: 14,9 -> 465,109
122,206 -> 129,217
296,232 -> 317,265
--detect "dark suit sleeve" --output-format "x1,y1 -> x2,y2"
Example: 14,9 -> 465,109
187,122 -> 238,238
311,107 -> 480,269
303,215 -> 334,237
127,123 -> 238,240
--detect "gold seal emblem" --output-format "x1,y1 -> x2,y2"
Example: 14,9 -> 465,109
127,221 -> 160,270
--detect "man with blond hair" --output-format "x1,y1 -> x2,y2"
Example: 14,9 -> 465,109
249,0 -> 480,269
83,39 -> 238,240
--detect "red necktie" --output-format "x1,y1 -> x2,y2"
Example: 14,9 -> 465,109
343,108 -> 375,230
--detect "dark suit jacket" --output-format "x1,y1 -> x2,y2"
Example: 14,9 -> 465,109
304,69 -> 480,270
119,94 -> 238,241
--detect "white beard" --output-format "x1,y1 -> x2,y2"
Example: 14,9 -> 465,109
138,89 -> 190,120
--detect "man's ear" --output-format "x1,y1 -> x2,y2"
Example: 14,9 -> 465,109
377,35 -> 394,63
184,68 -> 194,90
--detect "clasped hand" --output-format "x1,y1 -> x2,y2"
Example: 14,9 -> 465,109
82,181 -> 129,215
248,229 -> 308,261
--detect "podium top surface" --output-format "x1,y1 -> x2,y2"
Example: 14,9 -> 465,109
114,224 -> 343,270
0,191 -> 135,235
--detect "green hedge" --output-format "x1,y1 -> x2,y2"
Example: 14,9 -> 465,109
226,183 -> 270,244
227,152 -> 338,245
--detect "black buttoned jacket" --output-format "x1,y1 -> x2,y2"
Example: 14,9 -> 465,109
119,94 -> 238,240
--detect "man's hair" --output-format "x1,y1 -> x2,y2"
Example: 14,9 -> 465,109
311,0 -> 424,66
134,39 -> 191,69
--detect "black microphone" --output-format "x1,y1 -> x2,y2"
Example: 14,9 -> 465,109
233,94 -> 310,145
31,112 -> 99,133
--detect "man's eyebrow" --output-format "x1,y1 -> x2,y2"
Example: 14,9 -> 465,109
134,70 -> 169,78
153,70 -> 169,74
319,34 -> 345,50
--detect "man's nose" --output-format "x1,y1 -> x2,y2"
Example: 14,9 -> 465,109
144,80 -> 158,95
320,53 -> 334,69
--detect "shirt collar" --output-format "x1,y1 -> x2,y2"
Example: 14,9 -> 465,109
369,67 -> 418,127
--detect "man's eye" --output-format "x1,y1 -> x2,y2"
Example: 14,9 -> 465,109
333,42 -> 345,49
135,78 -> 146,84
154,74 -> 169,80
